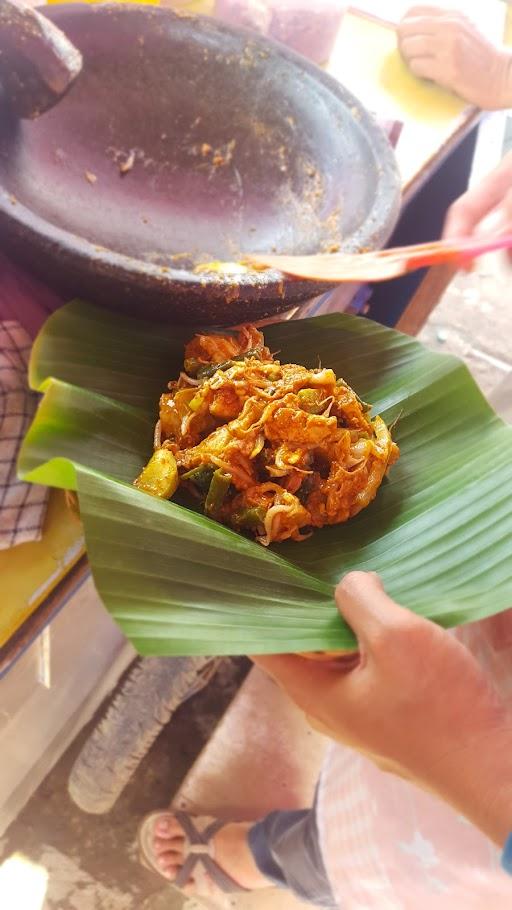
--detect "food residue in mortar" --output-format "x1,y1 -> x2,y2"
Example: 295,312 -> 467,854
119,151 -> 136,175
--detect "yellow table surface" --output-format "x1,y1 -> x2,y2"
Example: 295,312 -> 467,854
0,491 -> 84,648
507,3 -> 512,45
328,11 -> 478,192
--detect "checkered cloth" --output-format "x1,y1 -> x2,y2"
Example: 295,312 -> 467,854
0,320 -> 49,549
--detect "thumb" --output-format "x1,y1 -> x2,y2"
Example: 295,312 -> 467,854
335,571 -> 411,651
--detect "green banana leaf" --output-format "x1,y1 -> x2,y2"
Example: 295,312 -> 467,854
19,300 -> 512,656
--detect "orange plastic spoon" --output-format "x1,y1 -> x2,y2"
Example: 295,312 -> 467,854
248,234 -> 512,283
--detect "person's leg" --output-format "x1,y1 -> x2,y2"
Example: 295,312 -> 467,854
152,816 -> 271,891
249,805 -> 337,908
151,804 -> 337,908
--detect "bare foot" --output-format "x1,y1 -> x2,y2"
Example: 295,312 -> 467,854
152,814 -> 271,893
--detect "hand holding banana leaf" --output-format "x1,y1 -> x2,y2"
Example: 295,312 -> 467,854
256,571 -> 512,849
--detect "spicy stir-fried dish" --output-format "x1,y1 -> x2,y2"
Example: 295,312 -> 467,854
134,326 -> 400,545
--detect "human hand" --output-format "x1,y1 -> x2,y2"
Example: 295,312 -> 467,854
397,5 -> 512,110
254,572 -> 512,846
443,150 -> 512,241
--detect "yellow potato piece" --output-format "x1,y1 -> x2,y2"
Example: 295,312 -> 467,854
134,448 -> 179,499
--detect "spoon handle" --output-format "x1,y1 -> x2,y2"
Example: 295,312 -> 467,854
248,234 -> 512,283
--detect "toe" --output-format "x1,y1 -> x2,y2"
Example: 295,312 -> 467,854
160,866 -> 179,882
154,815 -> 176,836
155,815 -> 184,838
154,835 -> 184,856
157,851 -> 182,880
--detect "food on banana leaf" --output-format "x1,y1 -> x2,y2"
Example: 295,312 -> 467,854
134,325 -> 400,545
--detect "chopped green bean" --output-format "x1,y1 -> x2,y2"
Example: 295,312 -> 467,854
182,464 -> 215,493
197,349 -> 263,382
204,469 -> 232,518
232,506 -> 266,530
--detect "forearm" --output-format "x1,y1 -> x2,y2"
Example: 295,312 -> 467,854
429,720 -> 512,847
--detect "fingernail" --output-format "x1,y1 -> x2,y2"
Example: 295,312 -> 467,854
156,819 -> 169,834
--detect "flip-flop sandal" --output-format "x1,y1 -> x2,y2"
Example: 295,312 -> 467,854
138,810 -> 250,897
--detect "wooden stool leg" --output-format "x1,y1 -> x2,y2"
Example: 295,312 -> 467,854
395,264 -> 458,337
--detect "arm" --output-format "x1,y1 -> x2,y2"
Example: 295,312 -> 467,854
397,5 -> 512,110
442,150 -> 512,238
254,572 -> 512,848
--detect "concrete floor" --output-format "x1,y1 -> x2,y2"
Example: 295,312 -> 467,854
0,659 -> 248,910
419,255 -> 511,398
1,123 -> 511,910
